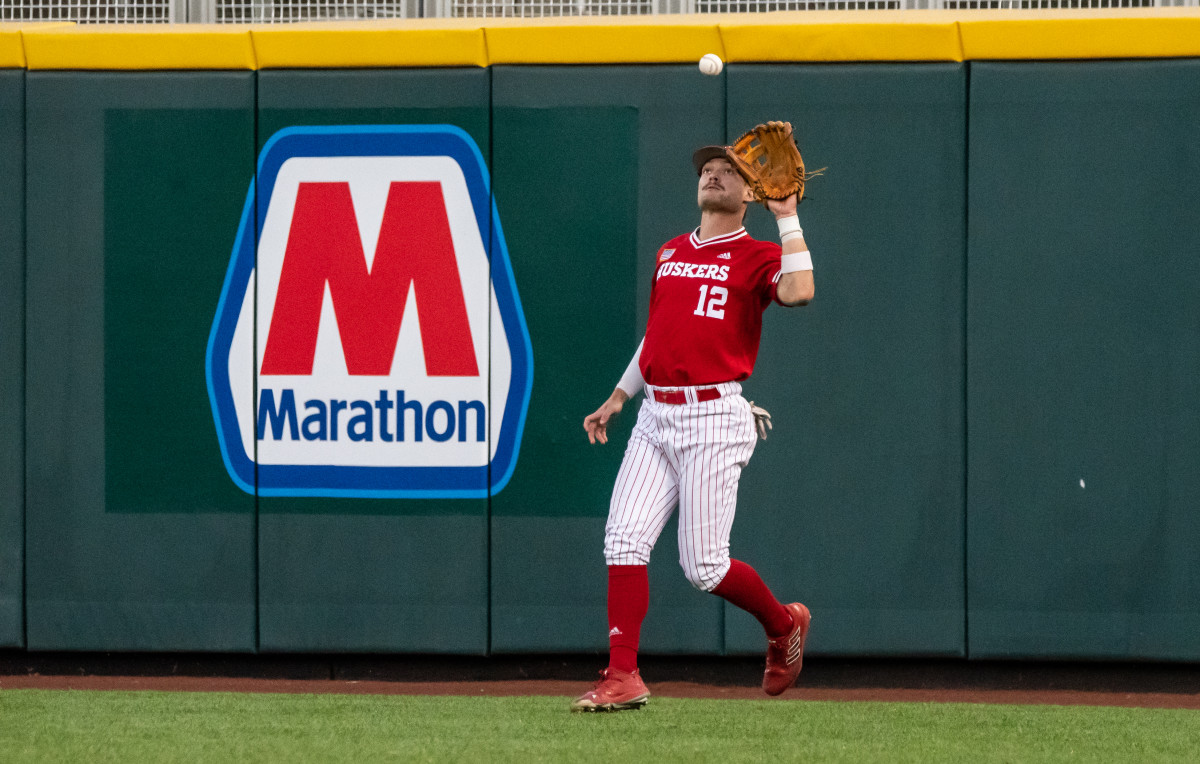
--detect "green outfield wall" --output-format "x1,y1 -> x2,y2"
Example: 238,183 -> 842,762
23,72 -> 258,651
966,60 -> 1200,660
0,69 -> 23,648
2,16 -> 1199,661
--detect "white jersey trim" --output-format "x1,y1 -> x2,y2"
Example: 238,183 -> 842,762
689,227 -> 748,249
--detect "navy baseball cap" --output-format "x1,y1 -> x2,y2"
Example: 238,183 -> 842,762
692,145 -> 732,175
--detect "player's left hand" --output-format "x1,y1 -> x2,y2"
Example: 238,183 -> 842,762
766,193 -> 798,220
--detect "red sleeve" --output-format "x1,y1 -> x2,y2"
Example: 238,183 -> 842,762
757,242 -> 785,307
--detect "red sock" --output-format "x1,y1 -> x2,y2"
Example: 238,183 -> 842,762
607,564 -> 649,673
711,559 -> 794,638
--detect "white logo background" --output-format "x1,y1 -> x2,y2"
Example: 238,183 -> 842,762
225,156 -> 512,468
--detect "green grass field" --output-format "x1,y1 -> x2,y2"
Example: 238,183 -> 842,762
2,690 -> 1197,763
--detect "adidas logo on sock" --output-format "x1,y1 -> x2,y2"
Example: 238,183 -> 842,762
609,626 -> 623,637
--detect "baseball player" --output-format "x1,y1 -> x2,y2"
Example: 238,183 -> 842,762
571,143 -> 816,712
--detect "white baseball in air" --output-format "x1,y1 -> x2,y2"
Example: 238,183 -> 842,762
699,53 -> 724,76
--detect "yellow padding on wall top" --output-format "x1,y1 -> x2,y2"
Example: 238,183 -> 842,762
0,23 -> 75,68
22,24 -> 256,70
482,15 -> 724,65
12,9 -> 1200,69
958,8 -> 1200,60
251,20 -> 487,69
720,11 -> 963,62
0,27 -> 26,69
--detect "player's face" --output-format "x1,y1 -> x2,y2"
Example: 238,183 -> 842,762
698,159 -> 753,214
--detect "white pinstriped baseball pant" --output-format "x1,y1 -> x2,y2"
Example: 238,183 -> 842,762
604,382 -> 758,592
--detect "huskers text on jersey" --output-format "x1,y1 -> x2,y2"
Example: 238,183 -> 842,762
207,126 -> 533,499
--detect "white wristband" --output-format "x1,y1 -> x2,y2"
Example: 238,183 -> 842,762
776,215 -> 802,241
780,251 -> 813,273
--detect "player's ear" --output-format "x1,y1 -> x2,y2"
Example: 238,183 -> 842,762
742,185 -> 755,203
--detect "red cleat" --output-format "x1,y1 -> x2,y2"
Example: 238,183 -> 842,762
762,602 -> 811,696
570,667 -> 650,712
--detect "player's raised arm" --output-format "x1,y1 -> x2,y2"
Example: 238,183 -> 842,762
768,193 -> 815,307
583,338 -> 644,445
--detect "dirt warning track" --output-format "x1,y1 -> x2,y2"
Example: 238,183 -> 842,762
2,654 -> 1198,710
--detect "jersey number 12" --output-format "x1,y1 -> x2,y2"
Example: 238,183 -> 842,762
693,284 -> 728,319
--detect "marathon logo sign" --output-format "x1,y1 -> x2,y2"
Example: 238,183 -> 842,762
207,126 -> 533,498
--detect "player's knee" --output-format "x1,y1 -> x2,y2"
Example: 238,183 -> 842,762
605,533 -> 652,566
681,555 -> 729,592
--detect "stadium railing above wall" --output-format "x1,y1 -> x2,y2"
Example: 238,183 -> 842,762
0,0 -> 1196,25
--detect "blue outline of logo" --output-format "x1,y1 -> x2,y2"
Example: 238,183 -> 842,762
206,125 -> 533,499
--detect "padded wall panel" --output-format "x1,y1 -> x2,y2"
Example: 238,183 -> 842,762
490,66 -> 726,653
0,70 -> 24,647
24,73 -> 257,650
255,70 -> 490,653
727,64 -> 967,656
967,60 -> 1200,660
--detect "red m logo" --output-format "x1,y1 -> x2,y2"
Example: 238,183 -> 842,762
260,181 -> 479,377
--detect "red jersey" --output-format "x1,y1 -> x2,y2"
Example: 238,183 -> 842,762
638,227 -> 783,386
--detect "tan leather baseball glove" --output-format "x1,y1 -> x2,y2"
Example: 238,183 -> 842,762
727,121 -> 823,205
